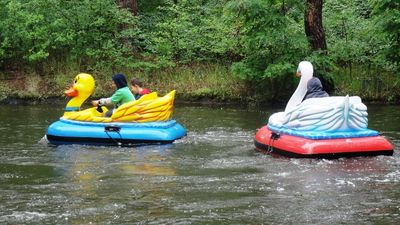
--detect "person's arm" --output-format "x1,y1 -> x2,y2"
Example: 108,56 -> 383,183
99,98 -> 112,105
110,89 -> 124,104
92,89 -> 125,106
92,98 -> 112,106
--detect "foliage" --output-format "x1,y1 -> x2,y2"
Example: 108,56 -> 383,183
370,0 -> 400,71
0,0 -> 399,102
224,0 -> 308,81
0,0 -> 139,71
142,0 -> 233,64
324,0 -> 387,71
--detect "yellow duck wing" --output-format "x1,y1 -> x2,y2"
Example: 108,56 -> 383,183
63,107 -> 112,122
112,90 -> 176,122
111,92 -> 158,119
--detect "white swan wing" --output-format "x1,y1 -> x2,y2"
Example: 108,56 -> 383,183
348,102 -> 368,130
278,96 -> 369,132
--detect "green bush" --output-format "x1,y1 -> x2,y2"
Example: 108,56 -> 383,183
0,0 -> 140,70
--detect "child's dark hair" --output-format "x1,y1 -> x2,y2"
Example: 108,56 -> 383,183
131,78 -> 143,87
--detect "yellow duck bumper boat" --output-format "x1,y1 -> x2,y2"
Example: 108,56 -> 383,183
46,73 -> 186,146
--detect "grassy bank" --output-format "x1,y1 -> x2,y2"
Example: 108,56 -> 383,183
0,64 -> 247,104
0,63 -> 399,105
331,66 -> 400,103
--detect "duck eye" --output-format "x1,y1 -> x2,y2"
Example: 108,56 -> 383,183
74,79 -> 77,84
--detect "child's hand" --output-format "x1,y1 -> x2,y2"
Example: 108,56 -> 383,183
92,100 -> 99,106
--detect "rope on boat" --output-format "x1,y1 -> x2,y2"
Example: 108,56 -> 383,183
105,126 -> 122,146
268,132 -> 280,153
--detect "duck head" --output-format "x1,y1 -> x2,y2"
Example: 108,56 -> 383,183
284,61 -> 314,112
65,73 -> 95,111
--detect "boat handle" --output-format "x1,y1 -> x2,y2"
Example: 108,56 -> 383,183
105,126 -> 121,132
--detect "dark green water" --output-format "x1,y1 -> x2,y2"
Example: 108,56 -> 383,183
0,104 -> 399,224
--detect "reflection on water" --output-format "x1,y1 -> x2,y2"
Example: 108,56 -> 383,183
0,104 -> 399,224
51,145 -> 178,224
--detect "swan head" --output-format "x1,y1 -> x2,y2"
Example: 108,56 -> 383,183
296,61 -> 313,80
65,73 -> 95,111
284,61 -> 314,112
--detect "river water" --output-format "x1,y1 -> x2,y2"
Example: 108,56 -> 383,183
0,104 -> 399,224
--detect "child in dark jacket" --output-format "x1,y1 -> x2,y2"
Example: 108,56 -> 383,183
304,77 -> 329,100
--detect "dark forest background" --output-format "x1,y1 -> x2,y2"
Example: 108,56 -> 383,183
0,0 -> 399,103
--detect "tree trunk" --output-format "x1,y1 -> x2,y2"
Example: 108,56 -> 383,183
304,0 -> 327,51
117,0 -> 138,16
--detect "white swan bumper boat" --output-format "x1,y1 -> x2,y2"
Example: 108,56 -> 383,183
254,61 -> 393,158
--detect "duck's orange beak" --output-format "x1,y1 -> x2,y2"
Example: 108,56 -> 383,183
65,87 -> 78,97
